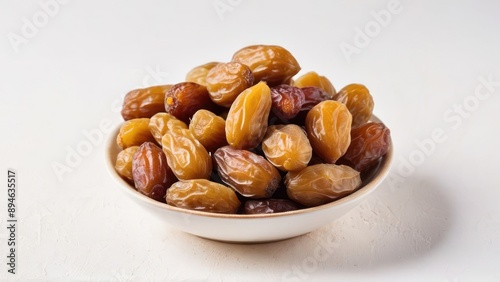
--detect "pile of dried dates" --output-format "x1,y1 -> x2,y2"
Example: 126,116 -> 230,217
114,45 -> 391,214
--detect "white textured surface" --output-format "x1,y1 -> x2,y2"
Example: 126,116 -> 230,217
1,0 -> 500,281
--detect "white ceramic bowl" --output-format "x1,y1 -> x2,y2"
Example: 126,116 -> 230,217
105,115 -> 393,243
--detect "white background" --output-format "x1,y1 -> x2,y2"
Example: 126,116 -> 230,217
1,0 -> 500,281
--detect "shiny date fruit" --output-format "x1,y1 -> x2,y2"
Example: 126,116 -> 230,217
164,82 -> 218,123
262,124 -> 312,171
214,146 -> 281,199
334,84 -> 374,128
206,62 -> 254,107
161,128 -> 212,180
270,85 -> 305,120
189,109 -> 228,152
294,71 -> 336,98
148,112 -> 187,144
338,122 -> 391,171
305,100 -> 352,163
285,164 -> 362,207
185,62 -> 221,87
289,86 -> 331,126
121,85 -> 172,121
115,146 -> 139,183
132,142 -> 176,202
116,118 -> 156,149
231,45 -> 301,86
300,86 -> 332,111
244,199 -> 301,214
166,179 -> 240,214
225,81 -> 272,149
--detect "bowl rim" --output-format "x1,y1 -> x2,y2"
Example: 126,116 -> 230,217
105,115 -> 393,219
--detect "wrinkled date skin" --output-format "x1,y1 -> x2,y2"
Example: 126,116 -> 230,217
148,112 -> 187,144
294,71 -> 336,98
115,146 -> 139,183
225,81 -> 272,149
285,164 -> 362,207
262,124 -> 312,172
231,45 -> 301,86
300,86 -> 332,111
189,109 -> 228,152
305,100 -> 352,163
270,85 -> 305,120
244,199 -> 301,214
121,85 -> 172,121
166,179 -> 240,214
116,118 -> 157,149
185,62 -> 221,87
338,122 -> 391,171
132,142 -> 176,202
206,62 -> 254,107
114,44 -> 392,216
214,146 -> 281,199
165,82 -> 219,123
161,128 -> 212,180
334,84 -> 374,128
289,86 -> 331,126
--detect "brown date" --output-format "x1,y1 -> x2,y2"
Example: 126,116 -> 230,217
166,179 -> 240,214
132,142 -> 176,202
116,118 -> 156,149
115,146 -> 139,183
148,112 -> 187,144
334,84 -> 374,128
285,164 -> 362,207
231,45 -> 301,86
244,199 -> 301,214
262,124 -> 312,172
164,82 -> 218,123
300,86 -> 331,111
289,86 -> 331,125
294,71 -> 336,98
338,122 -> 391,171
270,85 -> 305,120
213,146 -> 281,199
206,62 -> 254,107
185,62 -> 221,87
305,100 -> 352,163
161,128 -> 212,180
225,81 -> 272,150
189,109 -> 228,152
121,85 -> 172,121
